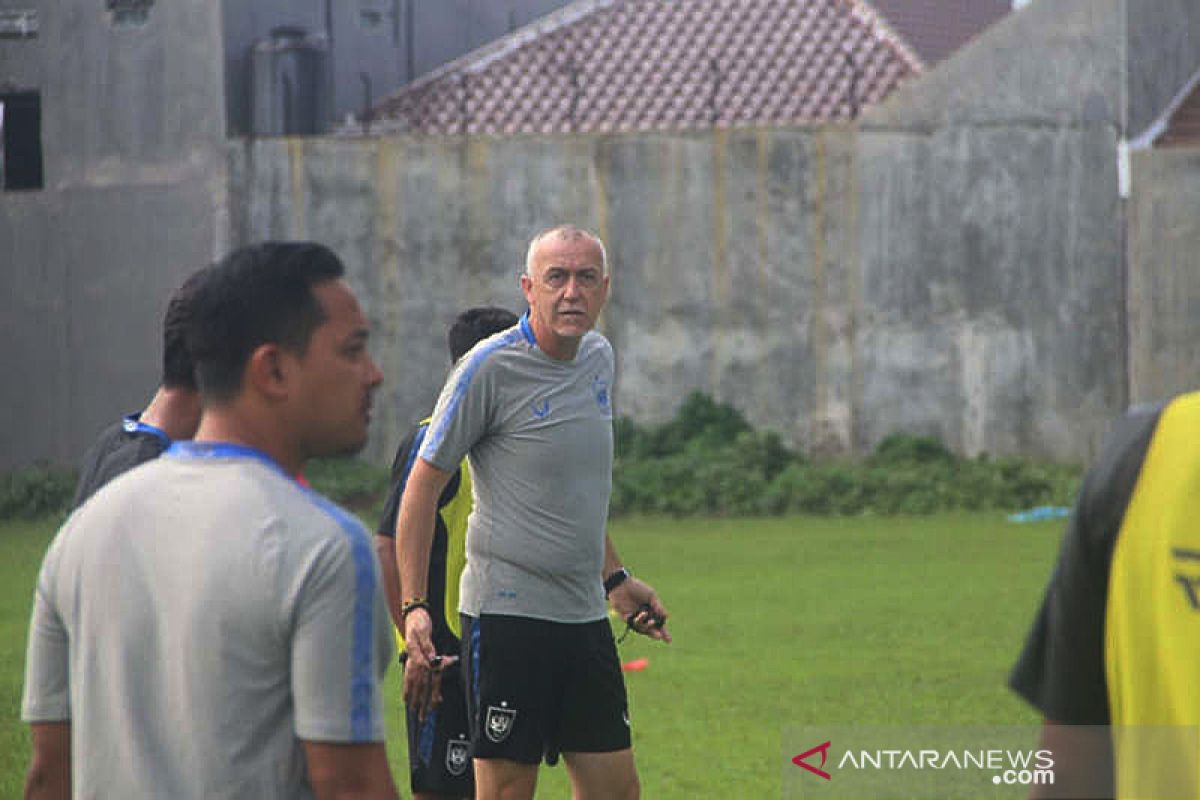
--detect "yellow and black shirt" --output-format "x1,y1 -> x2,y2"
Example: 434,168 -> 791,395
1011,393 -> 1200,796
377,418 -> 471,654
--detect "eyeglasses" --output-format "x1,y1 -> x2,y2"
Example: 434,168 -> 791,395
540,267 -> 603,290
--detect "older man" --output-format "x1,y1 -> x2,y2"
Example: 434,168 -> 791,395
397,225 -> 670,800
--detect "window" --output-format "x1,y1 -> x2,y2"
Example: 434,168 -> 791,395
106,0 -> 152,27
1,91 -> 44,191
359,7 -> 385,30
0,10 -> 38,39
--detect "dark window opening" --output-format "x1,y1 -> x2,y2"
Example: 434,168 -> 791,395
1,91 -> 44,191
106,0 -> 153,27
0,10 -> 38,39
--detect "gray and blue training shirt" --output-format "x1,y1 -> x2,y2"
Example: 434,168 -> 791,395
22,442 -> 393,799
420,315 -> 615,623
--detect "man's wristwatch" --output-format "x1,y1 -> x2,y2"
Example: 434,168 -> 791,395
604,567 -> 631,596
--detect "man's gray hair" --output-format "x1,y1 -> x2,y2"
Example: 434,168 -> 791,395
524,225 -> 608,276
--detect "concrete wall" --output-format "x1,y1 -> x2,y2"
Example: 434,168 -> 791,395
228,120 -> 1125,465
1128,147 -> 1200,402
0,0 -> 40,90
4,0 -> 1199,471
0,0 -> 228,471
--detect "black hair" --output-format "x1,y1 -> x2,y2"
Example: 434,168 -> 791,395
160,266 -> 211,390
187,242 -> 346,402
448,306 -> 519,362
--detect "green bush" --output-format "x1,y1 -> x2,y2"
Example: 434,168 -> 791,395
303,457 -> 392,514
610,395 -> 1083,517
0,457 -> 393,522
0,464 -> 77,520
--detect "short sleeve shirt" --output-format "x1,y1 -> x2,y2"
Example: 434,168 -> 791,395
22,442 -> 394,800
71,414 -> 171,508
419,318 -> 615,623
1008,404 -> 1162,723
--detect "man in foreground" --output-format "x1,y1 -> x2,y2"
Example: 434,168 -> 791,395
397,225 -> 670,800
376,306 -> 519,800
1010,394 -> 1200,798
22,242 -> 398,800
71,266 -> 209,507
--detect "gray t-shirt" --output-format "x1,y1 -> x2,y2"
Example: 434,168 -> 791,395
420,316 -> 615,623
22,442 -> 393,800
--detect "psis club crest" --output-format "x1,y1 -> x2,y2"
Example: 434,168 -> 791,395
485,704 -> 517,743
445,737 -> 470,776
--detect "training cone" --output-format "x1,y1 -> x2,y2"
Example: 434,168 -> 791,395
621,657 -> 649,672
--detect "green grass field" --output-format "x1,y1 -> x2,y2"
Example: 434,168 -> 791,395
0,512 -> 1059,798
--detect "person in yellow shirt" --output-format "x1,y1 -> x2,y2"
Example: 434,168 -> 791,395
374,306 -> 517,800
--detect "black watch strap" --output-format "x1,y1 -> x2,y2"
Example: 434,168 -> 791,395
604,567 -> 631,595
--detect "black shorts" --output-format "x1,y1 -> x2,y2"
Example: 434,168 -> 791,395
460,613 -> 632,765
404,660 -> 475,797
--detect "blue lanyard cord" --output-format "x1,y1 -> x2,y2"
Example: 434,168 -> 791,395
122,414 -> 171,448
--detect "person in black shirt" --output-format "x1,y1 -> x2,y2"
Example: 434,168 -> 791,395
71,267 -> 210,507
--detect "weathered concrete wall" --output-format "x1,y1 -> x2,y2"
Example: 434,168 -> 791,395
5,0 -> 1197,471
856,125 -> 1124,461
228,120 -> 1125,464
0,0 -> 228,470
1128,147 -> 1200,403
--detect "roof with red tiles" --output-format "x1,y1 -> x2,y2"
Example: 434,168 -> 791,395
371,0 -> 926,135
866,0 -> 1011,66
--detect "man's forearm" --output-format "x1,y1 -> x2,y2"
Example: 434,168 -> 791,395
395,459 -> 450,604
373,535 -> 403,630
603,533 -> 624,577
25,722 -> 70,800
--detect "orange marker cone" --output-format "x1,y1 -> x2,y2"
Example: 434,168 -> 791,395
621,657 -> 649,672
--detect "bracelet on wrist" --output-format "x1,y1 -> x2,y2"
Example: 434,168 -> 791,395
401,598 -> 430,619
603,567 -> 631,596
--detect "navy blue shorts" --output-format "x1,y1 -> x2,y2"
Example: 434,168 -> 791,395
461,614 -> 632,765
404,660 -> 475,797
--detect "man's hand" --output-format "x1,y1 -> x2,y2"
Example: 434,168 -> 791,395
402,607 -> 440,717
609,577 -> 672,643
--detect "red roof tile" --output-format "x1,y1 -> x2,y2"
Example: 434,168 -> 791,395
864,0 -> 1010,66
372,0 -> 924,135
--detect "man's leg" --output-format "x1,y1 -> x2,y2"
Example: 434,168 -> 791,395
462,615 -> 553,800
474,758 -> 539,800
563,749 -> 639,800
404,660 -> 474,800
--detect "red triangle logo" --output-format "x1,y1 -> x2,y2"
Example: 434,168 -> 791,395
792,740 -> 832,780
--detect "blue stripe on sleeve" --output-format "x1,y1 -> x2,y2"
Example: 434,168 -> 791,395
422,328 -> 522,457
306,492 -> 380,742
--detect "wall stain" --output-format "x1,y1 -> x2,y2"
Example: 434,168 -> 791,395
288,138 -> 307,238
711,129 -> 729,394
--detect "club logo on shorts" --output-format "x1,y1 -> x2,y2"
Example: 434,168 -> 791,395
445,737 -> 470,776
485,704 -> 517,743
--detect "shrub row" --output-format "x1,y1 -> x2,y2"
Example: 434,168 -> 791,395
0,458 -> 394,522
610,392 -> 1083,517
1,393 -> 1083,521
0,464 -> 77,520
